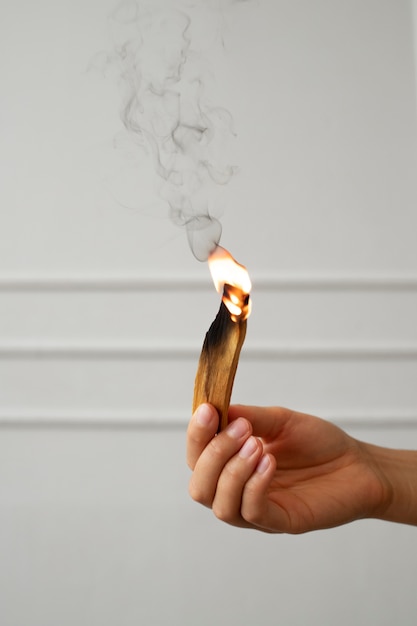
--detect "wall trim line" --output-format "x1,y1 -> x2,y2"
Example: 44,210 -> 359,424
0,409 -> 416,429
0,342 -> 416,360
0,273 -> 416,292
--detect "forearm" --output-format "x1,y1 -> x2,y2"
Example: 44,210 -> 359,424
363,442 -> 417,526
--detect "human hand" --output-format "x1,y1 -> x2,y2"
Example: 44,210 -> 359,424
187,403 -> 389,533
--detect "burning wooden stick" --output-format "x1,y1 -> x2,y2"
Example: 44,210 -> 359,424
193,247 -> 251,431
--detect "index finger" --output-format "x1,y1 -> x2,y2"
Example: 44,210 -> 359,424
186,403 -> 219,470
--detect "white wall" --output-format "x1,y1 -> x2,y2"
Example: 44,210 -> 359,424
1,1 -> 417,625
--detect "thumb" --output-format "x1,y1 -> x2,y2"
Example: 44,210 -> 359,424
228,404 -> 294,440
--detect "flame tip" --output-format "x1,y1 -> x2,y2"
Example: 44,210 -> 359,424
207,246 -> 251,320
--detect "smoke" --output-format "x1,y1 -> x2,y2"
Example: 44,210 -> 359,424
97,0 -> 243,261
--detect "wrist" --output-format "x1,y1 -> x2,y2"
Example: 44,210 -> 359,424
363,442 -> 417,526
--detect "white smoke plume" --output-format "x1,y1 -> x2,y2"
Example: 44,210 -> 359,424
96,0 -> 247,261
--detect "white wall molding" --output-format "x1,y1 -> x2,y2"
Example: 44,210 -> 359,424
0,408 -> 416,429
0,409 -> 184,429
0,273 -> 416,291
0,342 -> 416,360
253,275 -> 417,292
241,345 -> 417,360
0,274 -> 207,292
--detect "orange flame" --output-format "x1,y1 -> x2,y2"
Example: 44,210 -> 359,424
208,246 -> 252,321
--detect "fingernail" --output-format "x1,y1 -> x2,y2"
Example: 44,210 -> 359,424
239,436 -> 258,459
256,455 -> 271,474
194,404 -> 214,427
226,418 -> 248,439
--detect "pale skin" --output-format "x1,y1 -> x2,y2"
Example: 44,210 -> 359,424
187,403 -> 417,533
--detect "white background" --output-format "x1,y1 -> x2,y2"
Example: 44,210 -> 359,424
1,1 -> 417,624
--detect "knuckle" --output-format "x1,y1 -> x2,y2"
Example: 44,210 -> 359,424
224,458 -> 245,481
207,436 -> 226,462
205,431 -> 244,468
242,507 -> 262,526
212,501 -> 233,523
188,477 -> 210,507
241,490 -> 264,526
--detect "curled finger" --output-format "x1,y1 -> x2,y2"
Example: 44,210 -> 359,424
211,435 -> 263,527
189,417 -> 252,508
240,453 -> 289,532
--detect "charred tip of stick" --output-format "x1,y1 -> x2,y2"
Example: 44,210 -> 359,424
203,300 -> 233,349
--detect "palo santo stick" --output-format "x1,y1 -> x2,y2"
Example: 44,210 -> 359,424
193,284 -> 249,431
